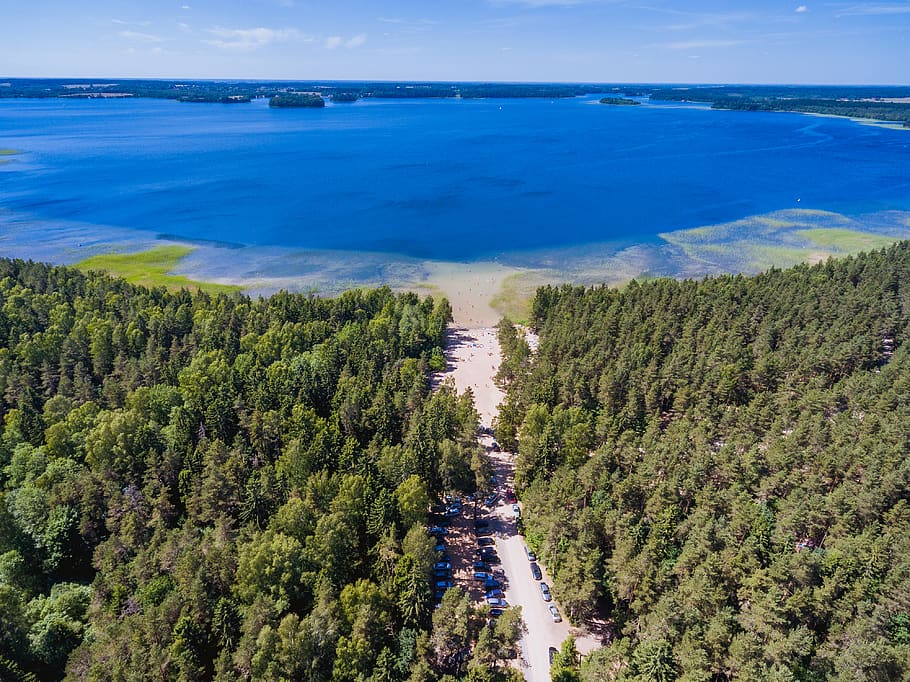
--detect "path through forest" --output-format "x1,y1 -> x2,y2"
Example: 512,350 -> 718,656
442,325 -> 601,681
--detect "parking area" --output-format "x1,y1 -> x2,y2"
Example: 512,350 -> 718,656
429,493 -> 510,610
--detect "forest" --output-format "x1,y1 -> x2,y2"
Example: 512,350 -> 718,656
495,242 -> 910,680
648,86 -> 910,125
269,94 -> 326,108
0,259 -> 521,681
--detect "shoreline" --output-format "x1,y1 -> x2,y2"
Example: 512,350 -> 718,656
2,207 -> 910,327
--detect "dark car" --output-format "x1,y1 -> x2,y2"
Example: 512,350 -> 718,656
434,543 -> 446,553
433,561 -> 451,571
428,526 -> 448,536
477,537 -> 495,547
474,571 -> 492,581
489,608 -> 504,618
475,518 -> 490,528
484,493 -> 498,506
475,527 -> 493,537
485,588 -> 504,599
473,561 -> 490,571
436,580 -> 453,589
530,562 -> 542,580
484,578 -> 501,590
434,568 -> 451,578
549,647 -> 558,665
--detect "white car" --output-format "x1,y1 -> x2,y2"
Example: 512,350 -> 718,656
511,504 -> 521,517
548,605 -> 562,622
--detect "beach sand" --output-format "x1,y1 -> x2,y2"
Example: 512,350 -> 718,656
410,260 -> 524,328
438,326 -> 504,427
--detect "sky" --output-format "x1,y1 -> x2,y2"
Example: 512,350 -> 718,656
2,1 -> 908,84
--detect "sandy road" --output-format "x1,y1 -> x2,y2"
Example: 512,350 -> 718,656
439,326 -> 600,681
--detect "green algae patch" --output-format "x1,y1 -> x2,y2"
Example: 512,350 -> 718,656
796,228 -> 899,253
77,246 -> 242,294
490,272 -> 552,324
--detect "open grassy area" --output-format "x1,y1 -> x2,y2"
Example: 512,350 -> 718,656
796,228 -> 899,252
77,245 -> 242,294
490,272 -> 547,324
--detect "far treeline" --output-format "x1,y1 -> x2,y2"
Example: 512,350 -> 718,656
0,78 -> 612,104
0,260 -> 524,681
650,86 -> 910,126
495,241 -> 910,680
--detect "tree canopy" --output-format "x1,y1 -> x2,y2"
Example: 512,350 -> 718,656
0,258 -> 511,680
496,242 -> 910,680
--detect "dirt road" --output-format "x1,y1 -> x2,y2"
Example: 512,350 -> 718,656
440,326 -> 600,681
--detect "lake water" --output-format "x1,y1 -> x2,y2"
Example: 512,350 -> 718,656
1,95 -> 909,268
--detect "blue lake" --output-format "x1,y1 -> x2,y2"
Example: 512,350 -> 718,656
1,95 -> 909,263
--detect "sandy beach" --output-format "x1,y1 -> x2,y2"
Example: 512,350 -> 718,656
440,326 -> 504,427
411,261 -> 525,329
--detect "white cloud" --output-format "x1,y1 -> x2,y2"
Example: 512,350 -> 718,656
663,39 -> 744,49
489,0 -> 612,6
181,4 -> 190,9
836,4 -> 910,16
119,30 -> 165,43
795,5 -> 809,12
325,33 -> 367,49
205,26 -> 303,50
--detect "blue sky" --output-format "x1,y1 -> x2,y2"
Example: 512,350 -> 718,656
2,1 -> 908,83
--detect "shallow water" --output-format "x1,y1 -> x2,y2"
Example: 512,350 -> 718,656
1,96 -> 909,265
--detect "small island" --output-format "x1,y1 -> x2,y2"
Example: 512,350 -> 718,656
600,96 -> 640,106
331,92 -> 360,103
269,93 -> 326,108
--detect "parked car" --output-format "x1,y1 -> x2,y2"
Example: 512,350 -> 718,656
486,597 -> 507,607
474,571 -> 492,581
489,608 -> 504,618
485,588 -> 504,599
436,580 -> 453,589
475,518 -> 490,528
505,488 -> 517,503
539,582 -> 551,601
434,543 -> 446,553
511,504 -> 521,517
549,647 -> 559,665
477,548 -> 499,562
484,578 -> 501,590
530,562 -> 542,581
475,527 -> 493,537
428,526 -> 448,536
433,562 -> 451,571
434,569 -> 451,579
524,545 -> 536,561
492,441 -> 501,452
484,493 -> 498,506
473,561 -> 490,571
477,537 -> 495,547
548,605 -> 562,622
